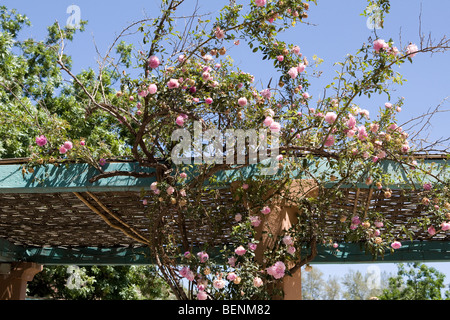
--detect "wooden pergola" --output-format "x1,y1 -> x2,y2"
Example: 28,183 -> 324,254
0,156 -> 449,299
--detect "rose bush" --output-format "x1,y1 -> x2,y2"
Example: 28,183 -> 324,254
2,0 -> 449,300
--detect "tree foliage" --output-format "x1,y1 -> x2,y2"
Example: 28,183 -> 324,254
27,265 -> 173,300
378,262 -> 450,300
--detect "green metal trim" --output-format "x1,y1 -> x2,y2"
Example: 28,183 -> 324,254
0,162 -> 156,194
0,158 -> 447,194
0,241 -> 448,265
0,238 -> 26,262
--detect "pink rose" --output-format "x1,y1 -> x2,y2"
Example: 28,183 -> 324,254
283,235 -> 294,246
238,97 -> 248,107
428,226 -> 436,236
406,43 -> 419,57
267,261 -> 286,279
255,0 -> 266,7
227,272 -> 238,282
167,186 -> 175,195
215,27 -> 225,40
35,135 -> 48,147
391,241 -> 402,250
249,216 -> 261,227
292,45 -> 301,55
263,116 -> 274,127
148,55 -> 160,69
63,141 -> 73,150
288,67 -> 298,79
423,183 -> 432,191
373,39 -> 388,52
261,206 -> 271,215
213,279 -> 225,289
287,246 -> 296,255
167,78 -> 180,89
228,256 -> 237,267
205,97 -> 213,105
197,251 -> 209,263
59,146 -> 68,154
235,245 -> 246,256
441,222 -> 450,231
148,84 -> 158,94
269,121 -> 281,133
253,277 -> 263,288
197,290 -> 208,300
324,112 -> 337,124
176,115 -> 185,126
297,63 -> 306,73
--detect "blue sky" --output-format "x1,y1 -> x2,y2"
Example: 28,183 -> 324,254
3,0 -> 450,293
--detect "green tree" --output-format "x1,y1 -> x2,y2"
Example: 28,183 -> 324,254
378,263 -> 450,300
27,265 -> 173,300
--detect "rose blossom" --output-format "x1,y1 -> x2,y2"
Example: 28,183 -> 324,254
167,186 -> 175,195
297,63 -> 306,73
197,251 -> 209,263
391,241 -> 402,249
249,215 -> 261,227
255,0 -> 267,7
266,261 -> 286,279
213,279 -> 226,289
406,43 -> 419,57
148,84 -> 157,94
238,97 -> 248,107
261,206 -> 271,215
441,222 -> 450,231
197,290 -> 208,300
263,116 -> 274,127
324,112 -> 337,124
253,277 -> 263,288
176,115 -> 185,126
235,245 -> 247,256
148,55 -> 160,69
428,226 -> 436,236
287,246 -> 296,255
373,39 -> 388,52
35,135 -> 47,147
228,256 -> 237,267
205,97 -> 213,105
423,183 -> 432,191
167,78 -> 180,89
269,122 -> 281,133
215,27 -> 225,40
227,272 -> 238,282
288,67 -> 298,79
283,235 -> 294,246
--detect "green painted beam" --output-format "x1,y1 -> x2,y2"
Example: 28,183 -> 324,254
0,241 -> 448,265
0,158 -> 447,194
0,162 -> 156,194
0,238 -> 26,262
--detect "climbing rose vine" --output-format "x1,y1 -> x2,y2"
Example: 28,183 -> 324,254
3,0 -> 449,300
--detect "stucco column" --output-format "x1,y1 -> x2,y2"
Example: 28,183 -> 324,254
234,179 -> 318,300
0,262 -> 43,300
